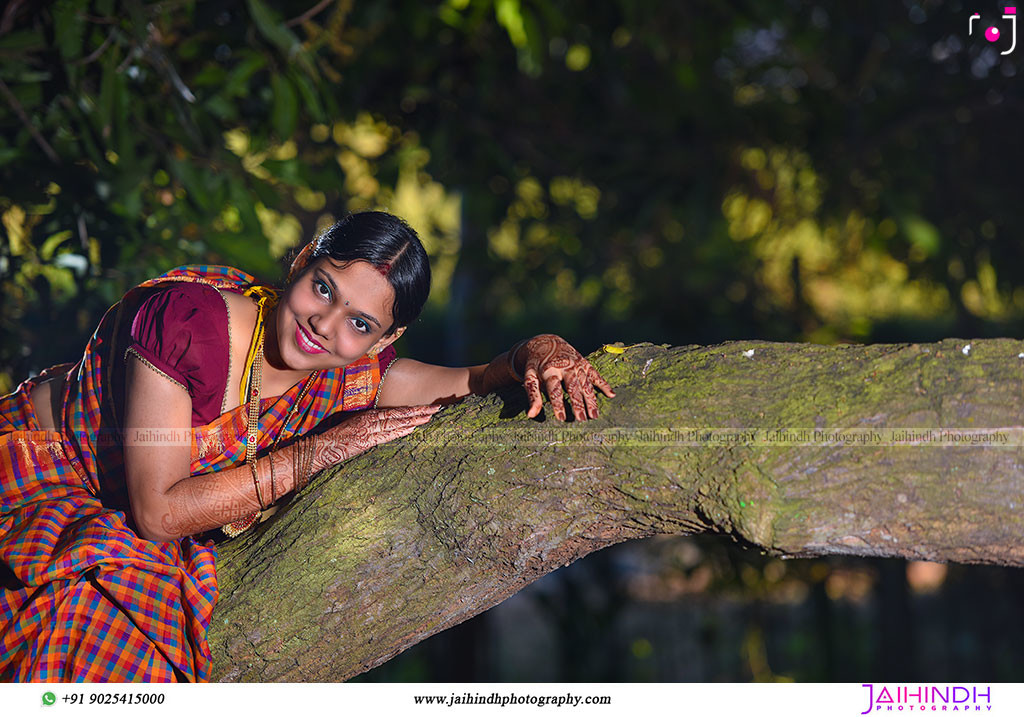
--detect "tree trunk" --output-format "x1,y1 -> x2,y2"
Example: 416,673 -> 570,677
207,339 -> 1024,681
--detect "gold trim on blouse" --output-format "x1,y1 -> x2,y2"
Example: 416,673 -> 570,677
124,345 -> 188,393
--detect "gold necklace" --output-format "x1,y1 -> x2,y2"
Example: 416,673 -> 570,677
222,288 -> 319,538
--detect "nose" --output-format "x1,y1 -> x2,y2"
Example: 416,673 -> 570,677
308,308 -> 338,339
308,313 -> 324,338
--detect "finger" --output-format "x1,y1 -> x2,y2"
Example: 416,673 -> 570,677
387,404 -> 440,417
375,405 -> 438,425
582,381 -> 599,420
381,411 -> 434,432
523,366 -> 543,418
403,404 -> 440,420
386,414 -> 433,431
377,414 -> 433,442
407,412 -> 435,427
375,425 -> 420,446
387,421 -> 423,438
566,372 -> 587,422
545,374 -> 566,422
587,364 -> 616,397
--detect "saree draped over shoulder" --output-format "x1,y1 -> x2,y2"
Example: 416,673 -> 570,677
0,265 -> 387,681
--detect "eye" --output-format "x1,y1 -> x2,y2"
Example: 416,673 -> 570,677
351,318 -> 371,334
313,278 -> 331,300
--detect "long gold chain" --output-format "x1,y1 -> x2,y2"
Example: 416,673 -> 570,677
223,288 -> 319,537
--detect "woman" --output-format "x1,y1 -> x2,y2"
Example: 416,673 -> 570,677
0,211 -> 614,681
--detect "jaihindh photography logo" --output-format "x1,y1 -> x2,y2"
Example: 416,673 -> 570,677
860,684 -> 993,713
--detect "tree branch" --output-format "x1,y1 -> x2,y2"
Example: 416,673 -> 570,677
208,338 -> 1024,681
0,78 -> 58,164
285,0 -> 335,28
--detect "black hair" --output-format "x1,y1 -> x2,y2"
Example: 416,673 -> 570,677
290,211 -> 431,335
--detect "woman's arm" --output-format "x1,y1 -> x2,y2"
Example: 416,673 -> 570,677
372,359 -> 505,408
123,355 -> 436,541
122,353 -> 256,541
376,334 -> 615,421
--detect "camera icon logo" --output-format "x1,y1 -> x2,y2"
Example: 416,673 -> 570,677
970,7 -> 1018,55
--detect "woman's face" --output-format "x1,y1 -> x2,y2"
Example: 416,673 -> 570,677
275,258 -> 402,371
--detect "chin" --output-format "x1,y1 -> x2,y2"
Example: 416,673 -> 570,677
290,343 -> 352,372
291,345 -> 331,370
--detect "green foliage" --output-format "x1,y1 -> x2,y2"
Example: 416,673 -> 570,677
1,0 -> 1022,390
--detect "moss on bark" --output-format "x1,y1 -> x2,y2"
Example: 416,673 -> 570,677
208,339 -> 1024,681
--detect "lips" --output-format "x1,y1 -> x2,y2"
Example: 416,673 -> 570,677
295,323 -> 327,354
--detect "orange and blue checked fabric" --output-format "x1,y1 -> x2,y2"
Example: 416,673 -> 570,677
0,265 -> 382,681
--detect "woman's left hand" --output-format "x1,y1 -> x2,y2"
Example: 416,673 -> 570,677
517,334 -> 616,421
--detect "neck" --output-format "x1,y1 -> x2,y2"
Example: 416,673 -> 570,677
262,305 -> 286,370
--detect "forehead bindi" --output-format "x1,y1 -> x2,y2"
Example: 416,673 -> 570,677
317,259 -> 395,326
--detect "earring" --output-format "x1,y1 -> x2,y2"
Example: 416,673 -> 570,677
368,347 -> 379,358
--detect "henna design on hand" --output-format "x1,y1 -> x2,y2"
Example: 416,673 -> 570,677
565,369 -> 588,422
544,374 -> 565,421
518,334 -> 616,421
311,404 -> 439,472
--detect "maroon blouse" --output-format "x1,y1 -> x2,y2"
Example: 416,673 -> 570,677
126,283 -> 397,427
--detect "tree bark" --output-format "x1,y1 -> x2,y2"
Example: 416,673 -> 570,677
207,339 -> 1024,681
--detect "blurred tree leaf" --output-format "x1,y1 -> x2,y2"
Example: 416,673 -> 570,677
53,0 -> 88,62
270,74 -> 298,139
246,0 -> 317,76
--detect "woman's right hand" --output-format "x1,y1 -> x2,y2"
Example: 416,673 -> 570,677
310,404 -> 439,472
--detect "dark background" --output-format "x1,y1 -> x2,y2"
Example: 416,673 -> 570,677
1,0 -> 1022,680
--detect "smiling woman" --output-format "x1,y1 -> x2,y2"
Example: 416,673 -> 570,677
0,211 -> 614,682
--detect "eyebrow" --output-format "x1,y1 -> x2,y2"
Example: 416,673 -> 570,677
315,267 -> 383,329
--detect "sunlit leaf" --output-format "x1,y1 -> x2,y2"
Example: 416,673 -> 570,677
40,231 -> 73,260
495,0 -> 527,48
902,215 -> 941,257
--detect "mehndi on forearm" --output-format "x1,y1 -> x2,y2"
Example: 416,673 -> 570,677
157,442 -> 302,539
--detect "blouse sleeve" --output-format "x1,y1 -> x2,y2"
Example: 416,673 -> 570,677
125,283 -> 230,424
377,344 -> 398,373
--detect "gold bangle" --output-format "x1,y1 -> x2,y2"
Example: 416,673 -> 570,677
293,433 -> 318,492
292,437 -> 306,493
507,339 -> 528,383
269,454 -> 277,505
249,460 -> 267,510
305,434 -> 318,485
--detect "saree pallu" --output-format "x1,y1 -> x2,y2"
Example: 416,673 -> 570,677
0,265 -> 382,681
